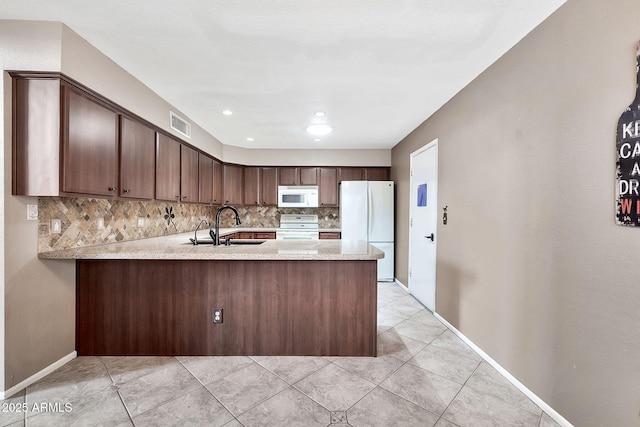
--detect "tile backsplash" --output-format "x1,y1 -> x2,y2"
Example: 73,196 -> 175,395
38,197 -> 339,252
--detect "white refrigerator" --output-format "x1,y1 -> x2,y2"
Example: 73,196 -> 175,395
340,181 -> 395,282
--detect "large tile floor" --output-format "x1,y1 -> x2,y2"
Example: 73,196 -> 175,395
1,282 -> 561,427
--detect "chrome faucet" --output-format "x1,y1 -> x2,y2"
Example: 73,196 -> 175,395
189,219 -> 211,245
211,205 -> 241,246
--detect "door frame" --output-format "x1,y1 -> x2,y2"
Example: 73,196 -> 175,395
408,138 -> 438,311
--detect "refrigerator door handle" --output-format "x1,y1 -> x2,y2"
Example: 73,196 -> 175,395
367,185 -> 373,238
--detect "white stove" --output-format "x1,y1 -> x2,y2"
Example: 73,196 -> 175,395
276,214 -> 319,240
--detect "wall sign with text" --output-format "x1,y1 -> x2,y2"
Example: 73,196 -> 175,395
616,41 -> 640,226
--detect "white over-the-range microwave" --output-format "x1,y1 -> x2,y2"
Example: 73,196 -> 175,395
277,186 -> 319,208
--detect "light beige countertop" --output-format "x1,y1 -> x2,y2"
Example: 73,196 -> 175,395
38,230 -> 379,261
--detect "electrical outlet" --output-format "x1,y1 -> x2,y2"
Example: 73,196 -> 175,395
96,217 -> 105,229
137,217 -> 145,228
26,204 -> 38,221
51,219 -> 62,234
212,308 -> 223,324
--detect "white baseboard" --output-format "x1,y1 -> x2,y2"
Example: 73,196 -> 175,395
393,278 -> 409,291
1,351 -> 77,399
433,313 -> 573,427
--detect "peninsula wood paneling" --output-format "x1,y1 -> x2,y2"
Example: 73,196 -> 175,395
76,259 -> 377,356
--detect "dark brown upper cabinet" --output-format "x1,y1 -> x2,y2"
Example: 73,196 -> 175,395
244,167 -> 278,206
212,159 -> 223,205
155,134 -> 181,201
339,167 -> 364,182
12,76 -> 61,196
11,73 -> 392,206
223,164 -> 244,205
244,167 -> 261,206
300,167 -> 318,185
198,153 -> 214,204
364,167 -> 390,181
278,167 -> 298,185
278,167 -> 318,186
180,145 -> 199,203
62,85 -> 119,197
261,167 -> 278,206
318,167 -> 338,207
119,116 -> 156,199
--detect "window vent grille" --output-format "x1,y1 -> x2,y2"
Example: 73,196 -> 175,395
170,111 -> 191,138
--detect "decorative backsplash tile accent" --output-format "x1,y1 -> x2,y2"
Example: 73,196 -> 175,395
228,206 -> 339,229
38,197 -> 340,252
38,197 -> 215,252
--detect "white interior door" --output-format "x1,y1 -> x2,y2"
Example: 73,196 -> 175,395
409,139 -> 438,311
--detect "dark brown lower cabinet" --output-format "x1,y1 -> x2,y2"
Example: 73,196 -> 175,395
76,259 -> 377,356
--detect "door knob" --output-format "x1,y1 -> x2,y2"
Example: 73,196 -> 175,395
425,233 -> 434,241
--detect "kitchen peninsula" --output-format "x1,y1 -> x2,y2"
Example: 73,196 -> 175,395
40,232 -> 382,357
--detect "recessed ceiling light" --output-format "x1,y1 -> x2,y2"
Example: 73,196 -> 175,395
314,111 -> 326,117
222,109 -> 233,116
314,139 -> 321,142
306,124 -> 333,136
246,137 -> 254,141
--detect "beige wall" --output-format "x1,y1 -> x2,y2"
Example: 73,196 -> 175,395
223,145 -> 391,166
391,0 -> 640,425
0,22 -> 77,391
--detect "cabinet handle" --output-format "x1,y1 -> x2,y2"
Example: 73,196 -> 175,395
108,187 -> 117,192
182,196 -> 187,200
123,189 -> 131,193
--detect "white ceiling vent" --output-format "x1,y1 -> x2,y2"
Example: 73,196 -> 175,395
170,111 -> 191,139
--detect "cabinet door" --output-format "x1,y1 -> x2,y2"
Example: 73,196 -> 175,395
319,167 -> 338,207
180,145 -> 199,203
212,159 -> 223,205
120,116 -> 155,199
244,167 -> 261,206
365,168 -> 390,181
300,167 -> 318,185
155,134 -> 181,201
339,167 -> 364,182
198,153 -> 213,203
278,167 -> 298,185
62,86 -> 119,196
223,164 -> 244,205
261,167 -> 278,205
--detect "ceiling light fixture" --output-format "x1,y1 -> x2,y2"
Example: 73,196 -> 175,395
306,124 -> 333,136
222,109 -> 233,116
314,111 -> 326,117
246,137 -> 254,141
314,139 -> 321,142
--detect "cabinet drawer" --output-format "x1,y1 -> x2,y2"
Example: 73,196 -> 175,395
254,232 -> 276,239
319,232 -> 341,239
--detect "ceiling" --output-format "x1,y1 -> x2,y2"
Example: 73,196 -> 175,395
0,1 -> 565,150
